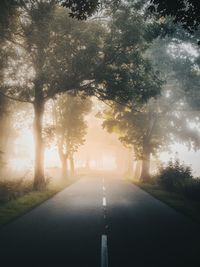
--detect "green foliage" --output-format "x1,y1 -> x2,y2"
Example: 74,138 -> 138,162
158,159 -> 193,192
102,33 -> 200,162
0,179 -> 33,204
61,0 -> 100,20
0,178 -> 73,226
0,0 -> 17,38
184,179 -> 200,201
95,3 -> 162,104
4,2 -> 104,103
53,92 -> 92,159
149,0 -> 200,33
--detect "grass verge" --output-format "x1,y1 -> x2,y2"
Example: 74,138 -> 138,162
0,179 -> 76,226
134,181 -> 200,224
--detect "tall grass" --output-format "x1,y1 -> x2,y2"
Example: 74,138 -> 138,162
0,179 -> 34,204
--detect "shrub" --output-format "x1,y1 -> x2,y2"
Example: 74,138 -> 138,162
184,179 -> 200,201
158,159 -> 193,192
0,179 -> 33,204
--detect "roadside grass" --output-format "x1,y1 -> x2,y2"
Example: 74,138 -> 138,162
134,181 -> 200,224
0,178 -> 76,226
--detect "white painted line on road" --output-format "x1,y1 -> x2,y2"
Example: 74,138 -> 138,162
103,197 -> 107,207
101,235 -> 108,267
103,186 -> 106,192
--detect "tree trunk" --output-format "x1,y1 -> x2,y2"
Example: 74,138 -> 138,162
58,140 -> 68,178
134,160 -> 142,180
33,100 -> 45,189
70,156 -> 75,177
127,148 -> 133,177
61,157 -> 68,178
140,149 -> 151,182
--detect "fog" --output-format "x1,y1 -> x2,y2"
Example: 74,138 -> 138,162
2,97 -> 200,183
1,0 -> 200,187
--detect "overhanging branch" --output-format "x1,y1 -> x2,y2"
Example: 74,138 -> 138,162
0,91 -> 33,104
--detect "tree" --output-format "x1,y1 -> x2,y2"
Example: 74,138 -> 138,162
1,1 -> 161,188
2,2 -> 104,188
149,0 -> 200,33
93,2 -> 162,104
52,93 -> 92,178
61,0 -> 100,20
0,96 -> 9,173
0,0 -> 18,38
102,100 -> 164,181
0,0 -> 18,138
102,91 -> 200,181
102,33 -> 200,181
60,0 -> 122,19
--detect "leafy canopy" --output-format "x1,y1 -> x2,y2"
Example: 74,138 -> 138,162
149,0 -> 200,33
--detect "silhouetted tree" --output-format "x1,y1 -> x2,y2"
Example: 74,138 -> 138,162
53,93 -> 92,178
2,2 -> 103,188
102,33 -> 200,181
149,0 -> 200,33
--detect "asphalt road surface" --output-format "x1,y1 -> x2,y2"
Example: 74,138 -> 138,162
0,176 -> 199,267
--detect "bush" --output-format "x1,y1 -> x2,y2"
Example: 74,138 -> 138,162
184,179 -> 200,201
158,159 -> 193,192
0,179 -> 33,204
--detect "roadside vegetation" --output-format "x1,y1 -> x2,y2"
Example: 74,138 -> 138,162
0,177 -> 76,226
133,159 -> 200,223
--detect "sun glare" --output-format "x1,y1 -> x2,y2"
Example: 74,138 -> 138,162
44,148 -> 60,168
9,128 -> 60,171
9,158 -> 33,171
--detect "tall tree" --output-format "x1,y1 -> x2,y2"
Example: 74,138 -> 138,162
102,33 -> 200,181
52,93 -> 92,178
1,2 -> 103,188
102,93 -> 200,181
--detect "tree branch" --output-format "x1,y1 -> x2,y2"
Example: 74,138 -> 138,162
0,91 -> 33,104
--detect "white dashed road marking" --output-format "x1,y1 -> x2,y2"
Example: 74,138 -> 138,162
101,235 -> 108,267
103,197 -> 107,207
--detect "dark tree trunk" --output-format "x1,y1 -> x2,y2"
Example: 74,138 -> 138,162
70,156 -> 75,177
33,100 -> 45,189
140,148 -> 151,182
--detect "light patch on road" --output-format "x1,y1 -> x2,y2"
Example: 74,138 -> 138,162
103,197 -> 107,207
101,235 -> 108,267
103,186 -> 106,192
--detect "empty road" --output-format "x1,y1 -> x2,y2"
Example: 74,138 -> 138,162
0,176 -> 199,267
